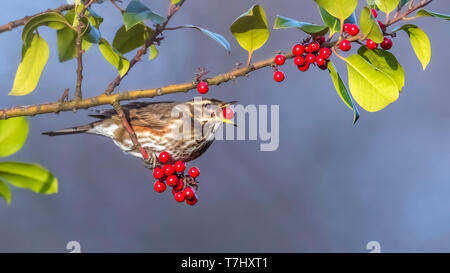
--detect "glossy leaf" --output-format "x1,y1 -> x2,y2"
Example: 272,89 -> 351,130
123,0 -> 166,31
149,44 -> 158,61
327,61 -> 360,124
360,7 -> 384,43
358,47 -> 405,91
0,162 -> 58,195
98,38 -> 130,77
177,25 -> 231,53
230,5 -> 269,53
346,54 -> 399,112
319,7 -> 340,34
375,0 -> 400,14
10,34 -> 49,96
417,10 -> 450,20
273,15 -> 329,36
0,117 -> 28,157
395,24 -> 431,70
0,179 -> 11,205
80,18 -> 101,44
22,12 -> 71,47
399,0 -> 411,9
170,0 -> 181,4
113,24 -> 153,54
314,0 -> 358,20
57,26 -> 92,62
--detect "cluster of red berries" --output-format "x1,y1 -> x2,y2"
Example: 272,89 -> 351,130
339,9 -> 393,52
273,37 -> 332,82
152,151 -> 199,206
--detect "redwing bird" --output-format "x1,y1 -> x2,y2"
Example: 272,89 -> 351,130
43,98 -> 235,169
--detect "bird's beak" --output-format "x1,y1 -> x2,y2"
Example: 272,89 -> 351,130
221,117 -> 237,127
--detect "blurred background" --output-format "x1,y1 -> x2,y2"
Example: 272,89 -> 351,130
1,0 -> 450,252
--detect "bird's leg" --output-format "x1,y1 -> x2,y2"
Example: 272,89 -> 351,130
180,174 -> 198,191
142,149 -> 157,170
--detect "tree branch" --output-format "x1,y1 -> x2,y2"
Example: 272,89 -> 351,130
0,51 -> 294,120
386,0 -> 433,27
0,4 -> 74,34
104,0 -> 187,95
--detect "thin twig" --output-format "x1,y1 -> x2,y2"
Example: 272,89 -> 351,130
112,101 -> 150,160
386,0 -> 432,27
0,4 -> 74,34
104,0 -> 187,95
74,0 -> 96,101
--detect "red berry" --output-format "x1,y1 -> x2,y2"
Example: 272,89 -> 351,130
153,181 -> 166,193
343,23 -> 351,32
188,167 -> 200,178
347,24 -> 360,36
371,8 -> 378,18
292,44 -> 304,56
318,64 -> 328,70
380,37 -> 392,50
305,53 -> 316,64
273,71 -> 285,82
294,56 -> 305,66
309,42 -> 320,52
174,192 -> 185,202
339,40 -> 351,52
304,44 -> 312,53
166,175 -> 178,187
316,56 -> 326,67
183,187 -> 196,200
297,62 -> 310,72
163,164 -> 175,176
197,81 -> 209,94
366,39 -> 378,50
378,20 -> 385,30
318,47 -> 332,59
223,107 -> 234,120
174,161 -> 186,173
153,167 -> 165,180
274,54 -> 286,66
173,180 -> 183,192
316,36 -> 326,45
186,197 -> 198,206
158,151 -> 170,163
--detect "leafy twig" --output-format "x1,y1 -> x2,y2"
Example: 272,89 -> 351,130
104,0 -> 187,95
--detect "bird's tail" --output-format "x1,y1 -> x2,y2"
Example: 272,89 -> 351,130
42,124 -> 94,136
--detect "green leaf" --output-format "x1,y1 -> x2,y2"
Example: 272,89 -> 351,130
0,117 -> 28,157
123,0 -> 167,31
346,54 -> 399,112
149,44 -> 159,61
170,0 -> 181,4
230,5 -> 269,54
360,6 -> 384,43
175,25 -> 231,53
57,27 -> 92,62
319,7 -> 340,35
344,12 -> 358,25
358,47 -> 405,91
0,162 -> 58,195
22,12 -> 71,47
79,18 -> 101,44
273,15 -> 329,36
113,24 -> 154,54
0,179 -> 11,205
10,34 -> 49,96
327,61 -> 360,124
314,0 -> 358,20
375,0 -> 400,14
417,10 -> 450,20
98,38 -> 130,77
395,24 -> 431,70
87,8 -> 104,28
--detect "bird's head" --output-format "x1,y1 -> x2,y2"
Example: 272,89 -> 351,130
187,98 -> 237,135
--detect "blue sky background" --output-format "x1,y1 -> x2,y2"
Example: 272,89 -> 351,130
1,0 -> 450,252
